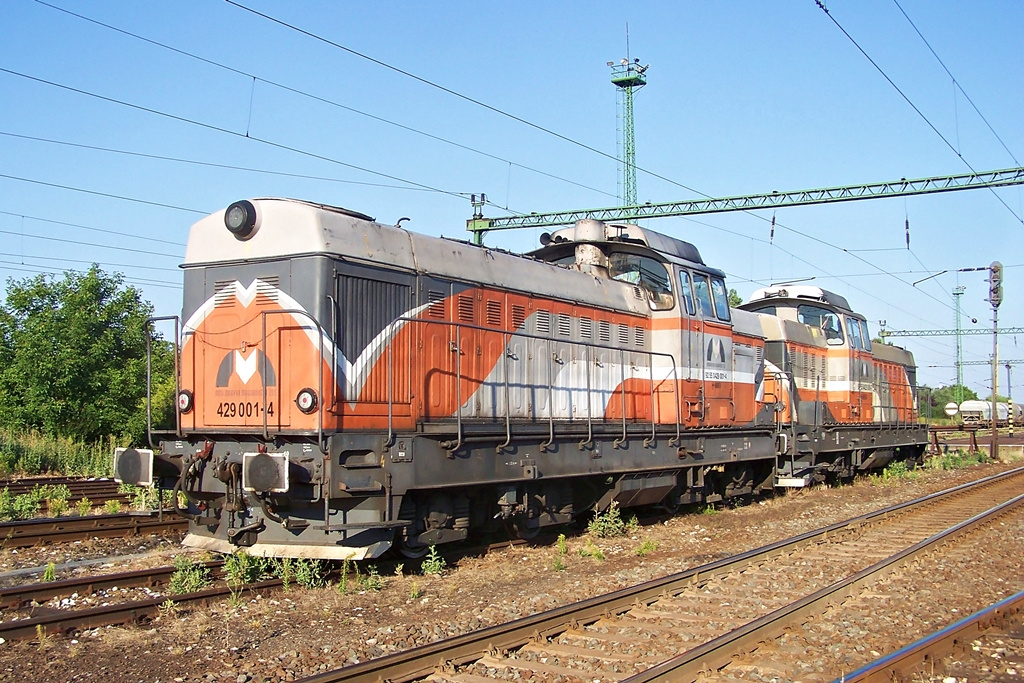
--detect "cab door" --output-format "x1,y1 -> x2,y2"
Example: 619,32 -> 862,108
677,270 -> 702,422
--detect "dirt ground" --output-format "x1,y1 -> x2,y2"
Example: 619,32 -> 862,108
0,459 -> 1019,683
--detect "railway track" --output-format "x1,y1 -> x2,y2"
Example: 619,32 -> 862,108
0,559 -> 278,641
0,477 -> 135,513
293,465 -> 1024,683
837,588 -> 1024,682
0,511 -> 187,548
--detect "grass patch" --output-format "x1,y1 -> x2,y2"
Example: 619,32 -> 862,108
872,459 -> 919,484
224,550 -> 273,587
577,539 -> 605,561
924,449 -> 987,471
635,538 -> 658,557
0,430 -> 120,477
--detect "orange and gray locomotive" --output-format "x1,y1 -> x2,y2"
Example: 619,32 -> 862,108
114,198 -> 928,559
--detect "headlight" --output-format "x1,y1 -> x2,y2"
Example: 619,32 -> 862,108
177,390 -> 194,414
296,388 -> 318,414
224,200 -> 258,239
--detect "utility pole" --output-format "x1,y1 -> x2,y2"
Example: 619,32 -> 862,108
1007,363 -> 1014,438
953,285 -> 965,403
989,261 -> 1003,459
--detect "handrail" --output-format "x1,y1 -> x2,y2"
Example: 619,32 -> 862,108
260,309 -> 326,454
385,315 -> 684,452
145,315 -> 180,448
496,331 -> 512,452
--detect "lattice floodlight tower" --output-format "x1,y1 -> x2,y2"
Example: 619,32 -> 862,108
608,58 -> 648,207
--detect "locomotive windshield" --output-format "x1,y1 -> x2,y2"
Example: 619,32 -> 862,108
798,304 -> 844,344
608,253 -> 675,311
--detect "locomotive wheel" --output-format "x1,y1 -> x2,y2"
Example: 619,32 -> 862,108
397,538 -> 431,559
509,518 -> 541,540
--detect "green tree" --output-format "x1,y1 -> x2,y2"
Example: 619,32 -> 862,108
728,289 -> 743,307
931,384 -> 979,410
0,266 -> 173,443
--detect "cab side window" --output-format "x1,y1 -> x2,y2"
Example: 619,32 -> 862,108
678,270 -> 696,316
710,277 -> 731,322
846,317 -> 862,350
859,319 -> 872,351
692,273 -> 715,318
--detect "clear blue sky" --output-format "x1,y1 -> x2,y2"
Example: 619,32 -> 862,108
2,0 -> 1022,401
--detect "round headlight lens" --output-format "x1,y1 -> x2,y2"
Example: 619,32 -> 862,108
224,200 -> 258,239
296,388 -> 318,414
177,390 -> 194,414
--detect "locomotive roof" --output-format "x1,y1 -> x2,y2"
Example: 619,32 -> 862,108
742,285 -> 855,315
183,198 -> 651,314
528,219 -> 708,268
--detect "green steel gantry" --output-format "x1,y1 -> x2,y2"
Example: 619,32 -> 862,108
467,166 -> 1024,244
879,327 -> 1024,337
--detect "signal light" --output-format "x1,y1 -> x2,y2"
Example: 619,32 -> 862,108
990,261 -> 1003,308
224,200 -> 258,240
177,390 -> 194,414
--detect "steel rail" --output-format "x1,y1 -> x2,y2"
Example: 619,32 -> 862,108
294,465 -> 1024,683
833,588 -> 1024,683
0,560 -> 227,611
0,512 -> 187,548
0,577 -> 283,642
623,491 -> 1024,682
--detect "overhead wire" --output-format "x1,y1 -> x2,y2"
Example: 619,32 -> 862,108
8,3 -> 1004,349
813,0 -> 1023,225
0,208 -> 186,247
0,131 -> 442,194
31,0 -> 617,202
215,1 -> 977,330
892,0 -> 1021,167
0,259 -> 181,289
0,66 -> 518,215
0,171 -> 206,215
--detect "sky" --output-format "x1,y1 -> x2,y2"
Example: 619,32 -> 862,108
1,0 -> 1022,402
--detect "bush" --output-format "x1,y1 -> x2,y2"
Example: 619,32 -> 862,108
421,545 -> 446,576
294,558 -> 330,589
224,550 -> 273,587
12,494 -> 39,520
168,555 -> 211,595
47,496 -> 69,518
76,497 -> 92,516
588,501 -> 638,538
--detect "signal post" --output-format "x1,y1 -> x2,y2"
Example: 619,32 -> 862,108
990,261 -> 1003,459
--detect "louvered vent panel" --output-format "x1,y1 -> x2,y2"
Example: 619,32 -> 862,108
485,300 -> 502,327
338,276 -> 411,402
635,326 -> 645,347
256,277 -> 280,304
511,304 -> 527,331
618,324 -> 629,345
557,314 -> 571,337
214,280 -> 235,307
599,320 -> 611,344
457,295 -> 475,323
535,310 -> 551,337
579,317 -> 593,340
427,291 -> 445,319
